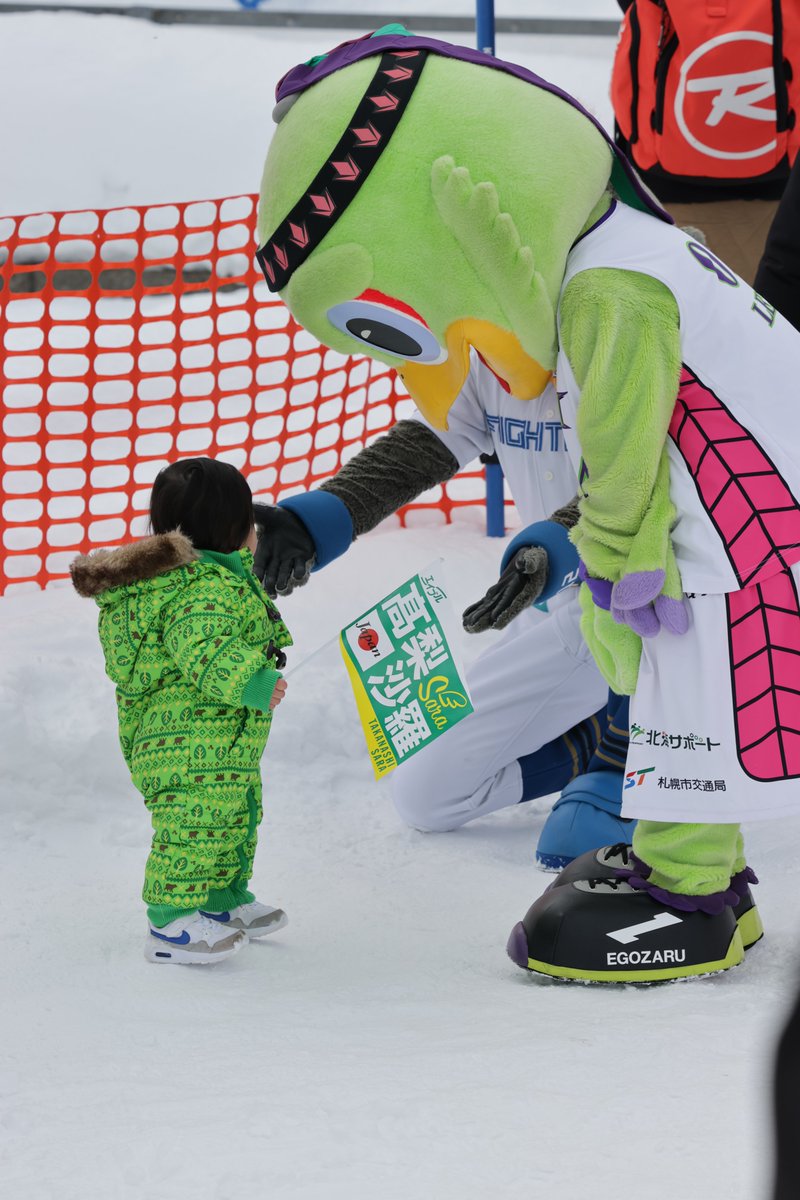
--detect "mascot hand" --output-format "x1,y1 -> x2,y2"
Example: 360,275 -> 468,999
611,560 -> 690,638
576,448 -> 690,638
253,503 -> 316,598
579,583 -> 642,695
579,548 -> 689,640
463,546 -> 548,633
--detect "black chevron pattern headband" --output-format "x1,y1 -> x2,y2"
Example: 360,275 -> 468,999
257,48 -> 428,293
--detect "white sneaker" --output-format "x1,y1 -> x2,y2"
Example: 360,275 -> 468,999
200,900 -> 288,940
145,912 -> 247,964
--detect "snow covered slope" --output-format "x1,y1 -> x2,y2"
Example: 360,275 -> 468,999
3,522 -> 800,1200
2,12 -> 800,1200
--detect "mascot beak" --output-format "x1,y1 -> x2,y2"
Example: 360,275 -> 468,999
399,318 -> 553,430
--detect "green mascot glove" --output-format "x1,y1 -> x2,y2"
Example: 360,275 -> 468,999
578,581 -> 642,695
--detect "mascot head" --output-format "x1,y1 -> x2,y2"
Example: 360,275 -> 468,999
258,26 -> 668,429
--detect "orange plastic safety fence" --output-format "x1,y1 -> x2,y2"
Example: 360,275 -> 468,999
0,195 -> 495,595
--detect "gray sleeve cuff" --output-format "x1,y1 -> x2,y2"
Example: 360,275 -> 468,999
319,420 -> 460,536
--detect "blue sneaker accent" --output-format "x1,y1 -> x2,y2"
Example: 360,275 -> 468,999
199,911 -> 231,923
149,927 -> 191,944
535,770 -> 635,871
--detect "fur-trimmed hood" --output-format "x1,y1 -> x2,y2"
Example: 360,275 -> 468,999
70,531 -> 198,598
76,529 -> 292,721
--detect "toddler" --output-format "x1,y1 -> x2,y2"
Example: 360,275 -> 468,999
71,457 -> 292,964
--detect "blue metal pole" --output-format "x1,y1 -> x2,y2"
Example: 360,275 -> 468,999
476,0 -> 505,535
485,457 -> 506,537
476,0 -> 496,54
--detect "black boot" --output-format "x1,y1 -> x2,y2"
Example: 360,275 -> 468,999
507,876 -> 744,983
546,844 -> 763,949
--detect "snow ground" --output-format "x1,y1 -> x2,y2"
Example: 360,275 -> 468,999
4,524 -> 800,1200
3,9 -> 800,1200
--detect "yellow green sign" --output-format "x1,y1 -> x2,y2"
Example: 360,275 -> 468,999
339,564 -> 474,778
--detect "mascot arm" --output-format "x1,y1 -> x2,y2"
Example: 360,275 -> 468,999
254,421 -> 459,595
560,268 -> 685,695
560,266 -> 682,584
318,419 -> 459,535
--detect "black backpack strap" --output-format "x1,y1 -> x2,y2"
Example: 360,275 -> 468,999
772,0 -> 793,132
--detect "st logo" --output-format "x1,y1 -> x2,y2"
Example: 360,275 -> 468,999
624,766 -> 655,790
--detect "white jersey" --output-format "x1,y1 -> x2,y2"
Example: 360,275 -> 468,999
625,559 -> 800,823
556,200 -> 800,596
414,351 -> 577,526
552,201 -> 800,821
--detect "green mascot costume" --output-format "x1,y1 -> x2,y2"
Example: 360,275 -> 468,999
257,27 -> 800,982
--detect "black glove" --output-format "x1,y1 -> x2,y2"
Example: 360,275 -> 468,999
252,503 -> 316,599
462,546 -> 549,634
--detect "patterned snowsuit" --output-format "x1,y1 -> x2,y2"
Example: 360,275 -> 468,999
71,532 -> 292,919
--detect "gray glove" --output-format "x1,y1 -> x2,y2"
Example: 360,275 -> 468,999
462,546 -> 549,633
253,503 -> 316,599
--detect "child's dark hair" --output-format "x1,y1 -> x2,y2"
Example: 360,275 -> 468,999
150,457 -> 253,553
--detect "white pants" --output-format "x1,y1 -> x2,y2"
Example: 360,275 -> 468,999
626,563 -> 800,823
391,596 -> 608,831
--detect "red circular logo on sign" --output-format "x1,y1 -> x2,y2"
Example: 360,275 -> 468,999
675,32 -> 778,162
358,627 -> 379,652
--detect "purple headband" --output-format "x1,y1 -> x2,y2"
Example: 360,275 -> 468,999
260,31 -> 671,292
259,46 -> 428,293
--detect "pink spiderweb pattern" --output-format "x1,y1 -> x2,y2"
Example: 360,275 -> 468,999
727,574 -> 800,781
670,365 -> 800,781
669,366 -> 800,586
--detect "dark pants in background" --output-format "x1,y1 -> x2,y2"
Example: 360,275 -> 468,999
773,985 -> 800,1199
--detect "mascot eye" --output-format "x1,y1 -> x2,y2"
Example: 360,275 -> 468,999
327,295 -> 446,363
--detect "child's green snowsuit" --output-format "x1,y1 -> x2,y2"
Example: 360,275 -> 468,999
71,532 -> 292,923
